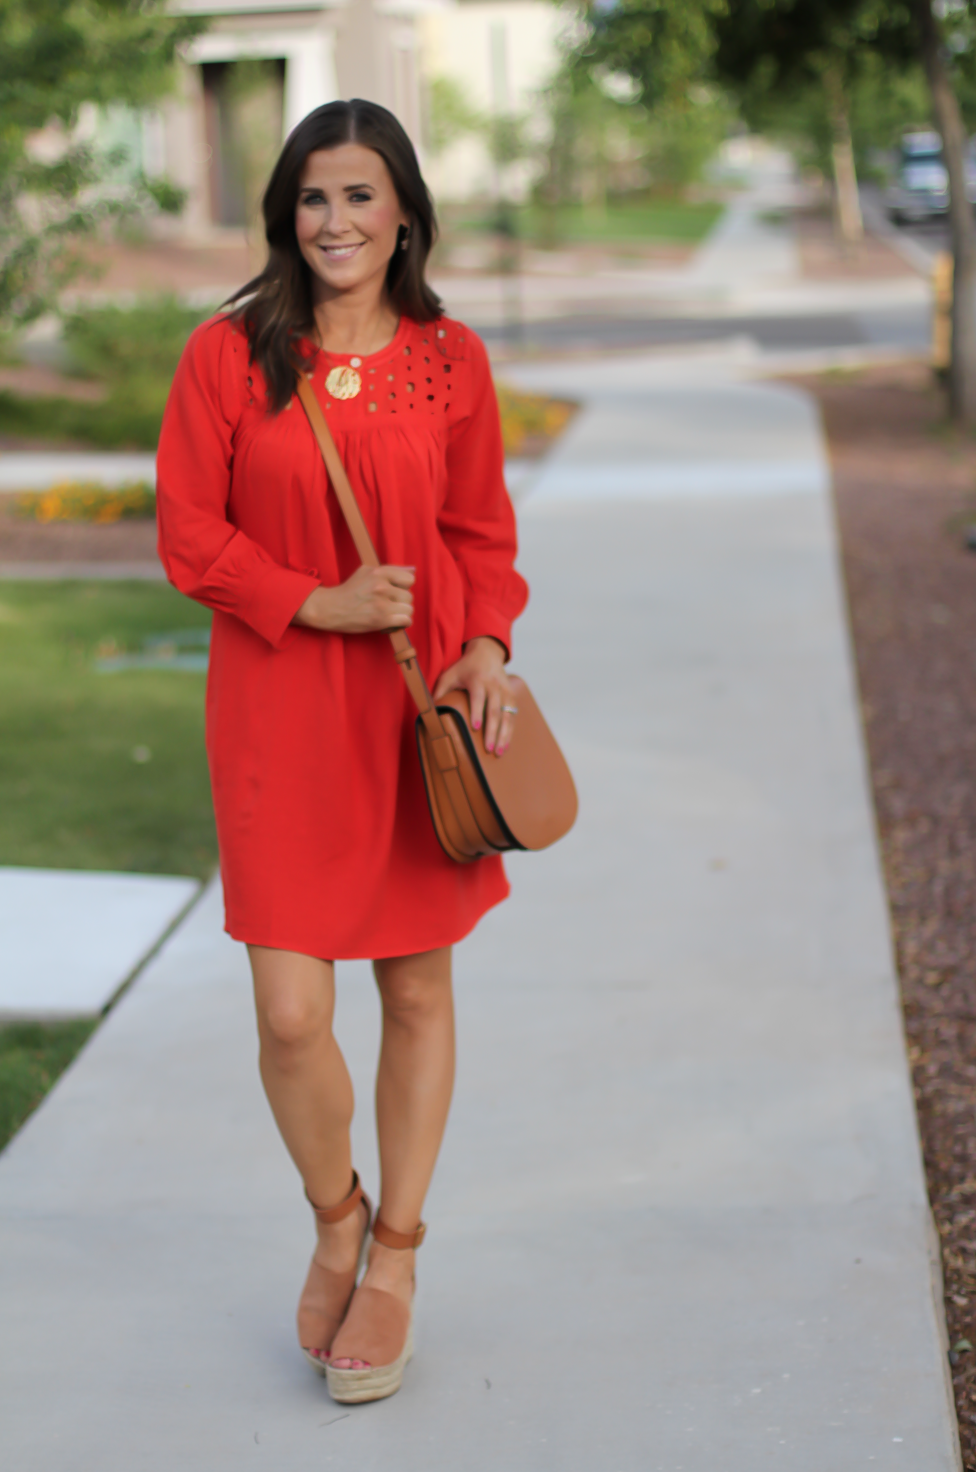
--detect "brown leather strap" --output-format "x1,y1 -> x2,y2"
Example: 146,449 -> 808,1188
371,1216 -> 426,1250
295,375 -> 445,736
306,1170 -> 365,1224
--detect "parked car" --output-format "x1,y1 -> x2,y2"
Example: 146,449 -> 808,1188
886,129 -> 976,223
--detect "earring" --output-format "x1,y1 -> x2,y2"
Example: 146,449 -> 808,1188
400,229 -> 410,251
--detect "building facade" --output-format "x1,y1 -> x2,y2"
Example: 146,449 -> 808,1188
143,0 -> 561,236
154,0 -> 426,236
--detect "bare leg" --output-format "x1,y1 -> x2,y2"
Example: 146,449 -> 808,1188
331,945 -> 455,1369
248,945 -> 366,1359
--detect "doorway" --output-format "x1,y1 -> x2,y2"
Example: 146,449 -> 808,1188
202,59 -> 285,228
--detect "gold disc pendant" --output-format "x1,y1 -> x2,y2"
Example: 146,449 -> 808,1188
325,365 -> 362,401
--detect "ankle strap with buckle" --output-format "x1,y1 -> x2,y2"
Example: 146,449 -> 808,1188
372,1217 -> 426,1250
305,1170 -> 365,1224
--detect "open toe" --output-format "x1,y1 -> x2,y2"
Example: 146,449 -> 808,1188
326,1218 -> 424,1403
297,1171 -> 372,1371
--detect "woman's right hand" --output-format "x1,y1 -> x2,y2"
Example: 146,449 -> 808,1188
293,565 -> 414,634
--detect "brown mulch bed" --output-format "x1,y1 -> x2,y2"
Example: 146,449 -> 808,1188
789,361 -> 976,1463
794,207 -> 921,280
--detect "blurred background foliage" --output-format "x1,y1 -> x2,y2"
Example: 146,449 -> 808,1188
0,0 -> 201,330
0,296 -> 208,446
425,12 -> 732,239
7,1 -> 976,416
421,1 -> 970,252
533,48 -> 733,226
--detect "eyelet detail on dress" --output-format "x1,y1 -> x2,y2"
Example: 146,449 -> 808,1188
317,324 -> 465,422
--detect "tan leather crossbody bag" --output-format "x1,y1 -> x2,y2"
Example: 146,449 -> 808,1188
296,377 -> 578,863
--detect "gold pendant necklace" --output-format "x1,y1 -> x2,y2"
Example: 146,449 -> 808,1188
325,364 -> 362,400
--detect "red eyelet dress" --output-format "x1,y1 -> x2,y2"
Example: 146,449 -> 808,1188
155,313 -> 528,959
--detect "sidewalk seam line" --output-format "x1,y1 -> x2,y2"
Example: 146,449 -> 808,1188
99,871 -> 215,1018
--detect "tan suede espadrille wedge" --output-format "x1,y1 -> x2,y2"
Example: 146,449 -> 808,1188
297,1171 -> 373,1373
325,1217 -> 426,1404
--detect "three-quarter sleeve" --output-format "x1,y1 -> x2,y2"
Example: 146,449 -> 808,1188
440,333 -> 528,658
156,319 -> 320,648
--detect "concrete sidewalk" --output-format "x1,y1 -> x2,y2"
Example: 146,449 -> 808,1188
0,450 -> 157,491
0,374 -> 960,1469
0,867 -> 198,1018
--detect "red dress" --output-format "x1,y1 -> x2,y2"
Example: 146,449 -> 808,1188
156,313 -> 528,959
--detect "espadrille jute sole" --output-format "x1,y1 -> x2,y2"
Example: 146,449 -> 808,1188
325,1317 -> 414,1404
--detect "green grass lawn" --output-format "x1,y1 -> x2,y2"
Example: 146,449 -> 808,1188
0,581 -> 216,877
0,1020 -> 99,1152
0,580 -> 215,1152
449,199 -> 723,246
527,200 -> 723,243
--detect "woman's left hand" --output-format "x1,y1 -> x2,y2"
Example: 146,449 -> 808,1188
433,636 -> 516,757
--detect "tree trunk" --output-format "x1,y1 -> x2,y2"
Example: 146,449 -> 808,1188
914,0 -> 976,423
824,67 -> 863,246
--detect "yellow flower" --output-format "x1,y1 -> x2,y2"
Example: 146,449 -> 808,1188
16,481 -> 155,523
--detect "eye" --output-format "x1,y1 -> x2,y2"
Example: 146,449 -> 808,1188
301,191 -> 326,207
348,190 -> 373,203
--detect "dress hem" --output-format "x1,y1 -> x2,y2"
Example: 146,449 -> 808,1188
224,881 -> 510,961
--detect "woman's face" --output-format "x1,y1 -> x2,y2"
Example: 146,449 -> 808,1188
295,143 -> 409,300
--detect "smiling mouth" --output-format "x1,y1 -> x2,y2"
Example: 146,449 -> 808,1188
319,242 -> 366,261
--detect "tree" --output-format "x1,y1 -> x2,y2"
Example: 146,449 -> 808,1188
713,0 -> 976,421
579,0 -> 727,109
713,2 -> 920,245
549,1 -> 732,221
422,76 -> 484,159
910,0 -> 976,421
0,0 -> 201,328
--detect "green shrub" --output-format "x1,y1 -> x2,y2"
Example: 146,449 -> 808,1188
62,296 -> 210,384
0,296 -> 212,449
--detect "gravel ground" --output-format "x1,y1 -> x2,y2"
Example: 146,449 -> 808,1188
791,362 -> 976,1465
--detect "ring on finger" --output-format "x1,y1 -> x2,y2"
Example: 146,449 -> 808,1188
501,705 -> 519,715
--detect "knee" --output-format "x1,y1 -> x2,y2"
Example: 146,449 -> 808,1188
379,972 -> 450,1031
259,991 -> 331,1054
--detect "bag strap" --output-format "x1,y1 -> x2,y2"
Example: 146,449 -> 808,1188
294,376 -> 450,749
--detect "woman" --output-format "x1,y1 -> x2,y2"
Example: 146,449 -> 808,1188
155,99 -> 527,1403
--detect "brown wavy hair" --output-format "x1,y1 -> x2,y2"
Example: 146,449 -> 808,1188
225,99 -> 442,412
